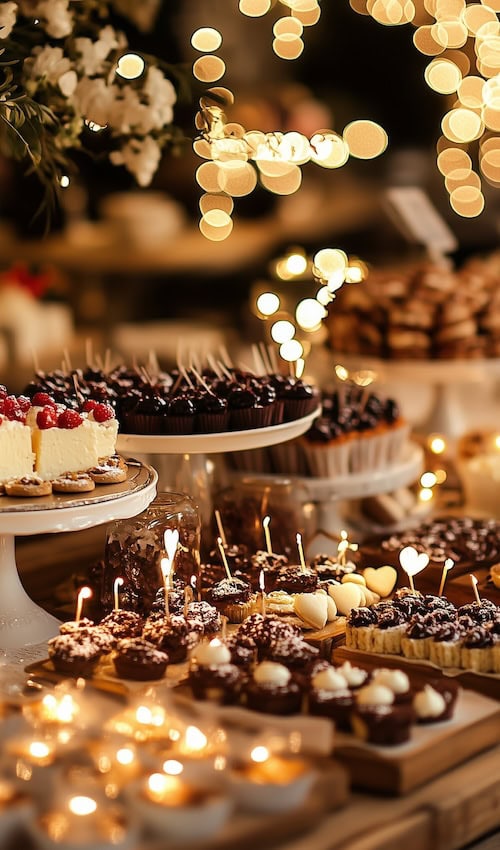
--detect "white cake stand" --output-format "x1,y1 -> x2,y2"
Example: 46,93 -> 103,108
116,409 -> 320,524
0,463 -> 157,650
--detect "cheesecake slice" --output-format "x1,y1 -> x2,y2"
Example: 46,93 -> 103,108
0,417 -> 35,483
32,411 -> 100,480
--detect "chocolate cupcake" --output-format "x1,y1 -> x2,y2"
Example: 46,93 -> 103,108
351,682 -> 413,745
264,635 -> 320,675
413,680 -> 459,723
207,577 -> 257,624
185,601 -> 221,635
142,615 -> 199,663
308,667 -> 353,729
188,640 -> 243,704
245,661 -> 302,715
224,634 -> 257,667
166,395 -> 196,434
196,392 -> 228,433
48,634 -> 103,678
237,613 -> 301,659
127,394 -> 167,434
100,610 -> 145,640
113,638 -> 169,680
371,668 -> 411,704
282,380 -> 320,421
309,553 -> 356,581
272,565 -> 318,595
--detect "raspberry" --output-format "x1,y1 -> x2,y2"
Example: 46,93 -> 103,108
37,407 -> 58,429
3,396 -> 24,422
17,395 -> 31,413
0,385 -> 7,400
92,403 -> 114,422
57,409 -> 83,429
82,400 -> 98,412
32,392 -> 56,408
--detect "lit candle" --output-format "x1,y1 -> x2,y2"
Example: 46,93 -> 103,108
9,737 -> 56,767
179,725 -> 209,758
145,770 -> 192,807
214,510 -> 227,547
259,570 -> 266,617
438,558 -> 454,597
191,574 -> 200,603
263,515 -> 273,555
337,529 -> 358,566
243,746 -> 309,784
113,577 -> 124,611
160,558 -> 171,619
296,532 -> 307,573
399,546 -> 429,593
470,573 -> 481,605
75,586 -> 92,622
183,585 -> 193,618
217,537 -> 232,581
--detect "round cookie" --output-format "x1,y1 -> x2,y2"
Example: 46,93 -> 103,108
89,456 -> 127,484
52,472 -> 96,494
5,476 -> 52,497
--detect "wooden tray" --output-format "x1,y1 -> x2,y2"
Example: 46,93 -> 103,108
333,646 -> 500,700
330,681 -> 500,793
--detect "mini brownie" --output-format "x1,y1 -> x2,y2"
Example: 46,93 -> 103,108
351,702 -> 414,746
263,635 -> 320,676
207,577 -> 256,623
413,678 -> 459,723
186,601 -> 221,635
224,634 -> 257,667
237,613 -> 301,659
142,614 -> 199,663
113,638 -> 169,680
150,586 -> 185,617
48,634 -> 103,678
245,661 -> 302,715
59,618 -> 115,651
100,609 -> 145,640
189,641 -> 243,704
272,566 -> 318,595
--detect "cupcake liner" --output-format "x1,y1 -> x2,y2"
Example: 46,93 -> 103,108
302,439 -> 351,478
165,415 -> 195,435
272,399 -> 285,425
196,412 -> 229,434
283,398 -> 316,422
270,440 -> 306,475
126,414 -> 166,435
429,640 -> 462,668
230,407 -> 267,431
401,636 -> 434,660
461,646 -> 493,672
385,422 -> 411,465
491,644 -> 500,674
372,626 -> 405,655
221,597 -> 257,624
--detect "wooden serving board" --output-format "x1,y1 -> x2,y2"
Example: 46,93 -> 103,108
331,683 -> 500,794
333,646 -> 500,700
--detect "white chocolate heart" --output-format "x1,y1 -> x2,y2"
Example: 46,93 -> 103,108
326,595 -> 337,621
294,593 -> 328,630
399,546 -> 429,576
363,588 -> 381,606
356,587 -> 368,606
328,583 -> 363,615
342,573 -> 366,587
363,566 -> 397,598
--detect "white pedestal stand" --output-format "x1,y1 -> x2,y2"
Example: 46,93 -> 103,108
0,464 -> 157,650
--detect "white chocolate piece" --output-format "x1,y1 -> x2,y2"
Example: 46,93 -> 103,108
325,595 -> 337,621
294,593 -> 328,630
328,582 -> 363,616
413,685 -> 446,719
254,661 -> 291,687
312,668 -> 348,692
356,683 -> 394,707
342,573 -> 366,587
363,566 -> 398,598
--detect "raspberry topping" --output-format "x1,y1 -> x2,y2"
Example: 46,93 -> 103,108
58,409 -> 83,429
17,395 -> 32,413
2,396 -> 25,422
37,406 -> 59,429
0,386 -> 7,400
92,402 -> 114,422
32,392 -> 56,408
82,400 -> 98,412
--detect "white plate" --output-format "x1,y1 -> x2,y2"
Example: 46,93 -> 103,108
116,408 -> 321,455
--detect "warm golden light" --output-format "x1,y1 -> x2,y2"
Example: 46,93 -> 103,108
449,185 -> 485,216
191,27 -> 223,52
257,292 -> 280,315
115,53 -> 145,80
68,796 -> 97,817
425,58 -> 462,93
437,147 -> 472,175
193,55 -> 226,83
285,252 -> 308,275
314,247 -> 348,278
280,339 -> 304,361
163,759 -> 184,775
343,120 -> 388,158
251,745 -> 270,763
199,193 -> 234,215
295,298 -> 327,330
116,747 -> 134,766
419,487 -> 434,502
184,726 -> 208,752
420,471 -> 437,488
429,435 -> 446,454
271,320 -> 296,343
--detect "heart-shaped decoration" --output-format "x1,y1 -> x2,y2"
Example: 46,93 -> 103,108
341,573 -> 366,587
363,566 -> 398,598
399,546 -> 429,577
328,582 -> 363,616
294,593 -> 328,630
325,595 -> 337,621
164,528 -> 179,562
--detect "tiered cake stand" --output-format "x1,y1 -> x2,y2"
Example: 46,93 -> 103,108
116,410 -> 321,525
0,463 -> 157,650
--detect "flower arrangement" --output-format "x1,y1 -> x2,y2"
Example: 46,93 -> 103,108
0,0 -> 186,212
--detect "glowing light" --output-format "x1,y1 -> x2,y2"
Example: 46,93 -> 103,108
271,320 -> 296,343
29,742 -> 50,759
191,28 -> 223,51
429,435 -> 446,454
343,120 -> 388,159
184,726 -> 208,752
239,0 -> 271,14
273,34 -> 305,60
163,759 -> 184,775
193,56 -> 226,83
199,209 -> 234,241
420,471 -> 438,488
296,298 -> 327,330
434,468 -> 447,483
317,286 -> 334,305
69,796 -> 97,816
425,58 -> 462,93
116,747 -> 134,766
251,745 -> 270,763
116,53 -> 145,80
59,175 -> 70,188
199,193 -> 234,215
449,185 -> 485,216
419,488 -> 434,502
314,248 -> 348,278
285,252 -> 308,275
280,339 -> 304,361
257,292 -> 280,315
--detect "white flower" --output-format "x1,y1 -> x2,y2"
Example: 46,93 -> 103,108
28,46 -> 72,87
108,86 -> 156,135
22,0 -> 73,38
74,26 -> 123,76
142,66 -> 176,127
58,70 -> 77,97
0,2 -> 17,40
73,77 -> 117,127
110,136 -> 161,186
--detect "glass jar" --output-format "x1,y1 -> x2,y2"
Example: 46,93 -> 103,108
100,492 -> 201,616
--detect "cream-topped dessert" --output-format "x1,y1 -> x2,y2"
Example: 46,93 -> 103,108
0,417 -> 35,483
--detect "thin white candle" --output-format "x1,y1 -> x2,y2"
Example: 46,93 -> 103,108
296,532 -> 307,573
214,510 -> 227,547
470,573 -> 481,605
259,569 -> 266,617
113,577 -> 124,611
262,515 -> 272,555
217,537 -> 232,581
438,558 -> 454,597
75,587 -> 92,622
160,558 -> 171,619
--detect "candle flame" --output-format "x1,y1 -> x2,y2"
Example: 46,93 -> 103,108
444,558 -> 454,571
263,515 -> 271,529
259,569 -> 265,593
163,529 -> 179,562
148,773 -> 168,795
184,726 -> 207,752
29,741 -> 50,759
251,745 -> 270,763
160,557 -> 171,581
116,747 -> 134,766
68,796 -> 97,816
163,759 -> 184,776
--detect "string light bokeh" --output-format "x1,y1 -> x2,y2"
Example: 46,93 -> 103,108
190,10 -> 388,240
351,0 -> 500,218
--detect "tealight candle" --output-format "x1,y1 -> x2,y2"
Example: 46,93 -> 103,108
337,529 -> 358,567
35,794 -> 131,847
145,771 -> 193,808
7,737 -> 56,767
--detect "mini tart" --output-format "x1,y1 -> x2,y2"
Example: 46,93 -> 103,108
48,633 -> 103,677
5,476 -> 52,497
346,606 -> 377,651
89,456 -> 127,484
207,577 -> 257,624
372,606 -> 407,655
429,622 -> 464,668
461,626 -> 494,672
401,614 -> 437,660
100,609 -> 145,640
52,471 -> 95,493
113,637 -> 169,680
